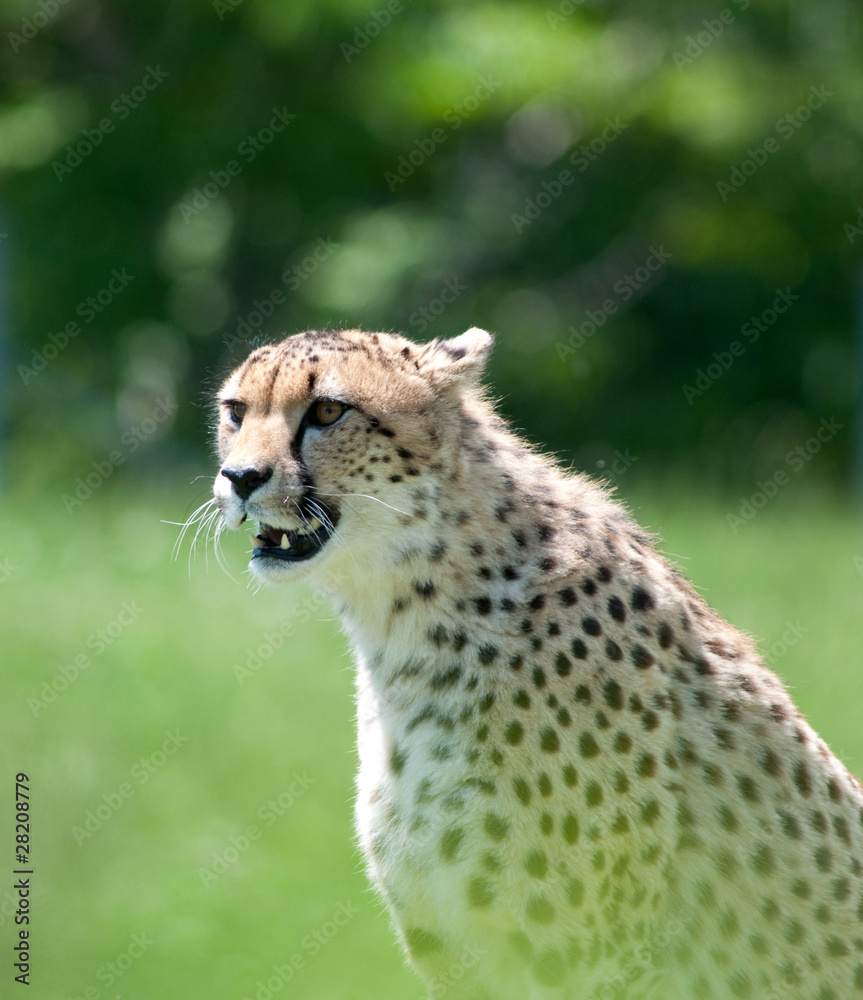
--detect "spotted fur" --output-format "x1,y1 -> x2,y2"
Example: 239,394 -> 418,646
212,327 -> 863,999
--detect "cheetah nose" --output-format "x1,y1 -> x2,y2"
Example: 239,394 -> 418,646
220,465 -> 273,500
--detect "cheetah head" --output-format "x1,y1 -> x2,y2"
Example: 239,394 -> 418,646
213,326 -> 492,584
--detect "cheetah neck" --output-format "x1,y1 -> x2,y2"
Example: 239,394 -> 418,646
310,411 -> 625,696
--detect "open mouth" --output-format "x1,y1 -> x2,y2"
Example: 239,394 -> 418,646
249,509 -> 337,563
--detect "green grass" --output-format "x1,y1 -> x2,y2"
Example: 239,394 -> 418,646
3,482 -> 863,999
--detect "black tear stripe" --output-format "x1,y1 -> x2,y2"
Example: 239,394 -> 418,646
308,372 -> 317,394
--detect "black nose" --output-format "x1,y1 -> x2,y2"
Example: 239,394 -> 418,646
220,466 -> 273,500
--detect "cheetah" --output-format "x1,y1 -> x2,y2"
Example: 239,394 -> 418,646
211,326 -> 863,999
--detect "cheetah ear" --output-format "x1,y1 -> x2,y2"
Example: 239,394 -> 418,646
416,328 -> 493,383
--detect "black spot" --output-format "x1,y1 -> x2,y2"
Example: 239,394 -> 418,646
760,749 -> 782,778
467,876 -> 494,908
473,596 -> 492,615
427,624 -> 448,647
525,850 -> 548,878
562,764 -> 578,787
614,732 -> 632,754
514,689 -> 530,709
404,927 -> 444,956
581,579 -> 597,596
574,684 -> 591,703
556,707 -> 572,727
636,753 -> 657,778
529,595 -> 546,612
603,679 -> 623,710
430,664 -> 462,690
596,566 -> 613,583
378,427 -> 396,438
562,813 -> 579,844
641,710 -> 660,731
631,586 -> 655,612
579,732 -> 600,758
641,799 -> 660,825
390,746 -> 407,775
815,846 -> 833,872
736,775 -> 759,803
479,692 -> 495,714
509,654 -> 523,671
546,621 -> 560,636
414,581 -> 436,599
557,587 -> 577,606
718,805 -> 738,832
504,721 -> 525,745
794,761 -> 812,797
478,644 -> 498,665
389,474 -> 403,483
554,652 -> 571,677
571,638 -> 588,659
751,843 -> 775,876
657,622 -> 674,648
585,782 -> 603,807
440,826 -> 465,862
396,446 -> 414,459
512,530 -> 526,547
631,645 -> 655,669
484,813 -> 509,840
513,777 -> 531,805
608,596 -> 626,622
540,728 -> 560,753
605,639 -> 623,661
582,617 -> 602,637
538,773 -> 552,797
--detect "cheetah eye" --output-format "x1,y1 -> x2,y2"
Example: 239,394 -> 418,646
224,401 -> 247,425
309,399 -> 348,427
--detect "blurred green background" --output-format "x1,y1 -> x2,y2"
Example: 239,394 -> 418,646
1,0 -> 863,997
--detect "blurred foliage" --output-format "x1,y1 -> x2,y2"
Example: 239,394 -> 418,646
0,0 -> 861,495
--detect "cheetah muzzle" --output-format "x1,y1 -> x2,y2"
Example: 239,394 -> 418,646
210,326 -> 863,1000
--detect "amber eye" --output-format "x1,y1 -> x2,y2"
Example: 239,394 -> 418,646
225,401 -> 246,425
311,400 -> 347,427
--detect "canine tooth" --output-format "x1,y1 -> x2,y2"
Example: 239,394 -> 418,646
308,517 -> 323,531
280,533 -> 291,550
250,534 -> 265,549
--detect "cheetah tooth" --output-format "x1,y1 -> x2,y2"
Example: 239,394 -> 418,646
280,533 -> 291,550
250,534 -> 265,549
307,517 -> 323,531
